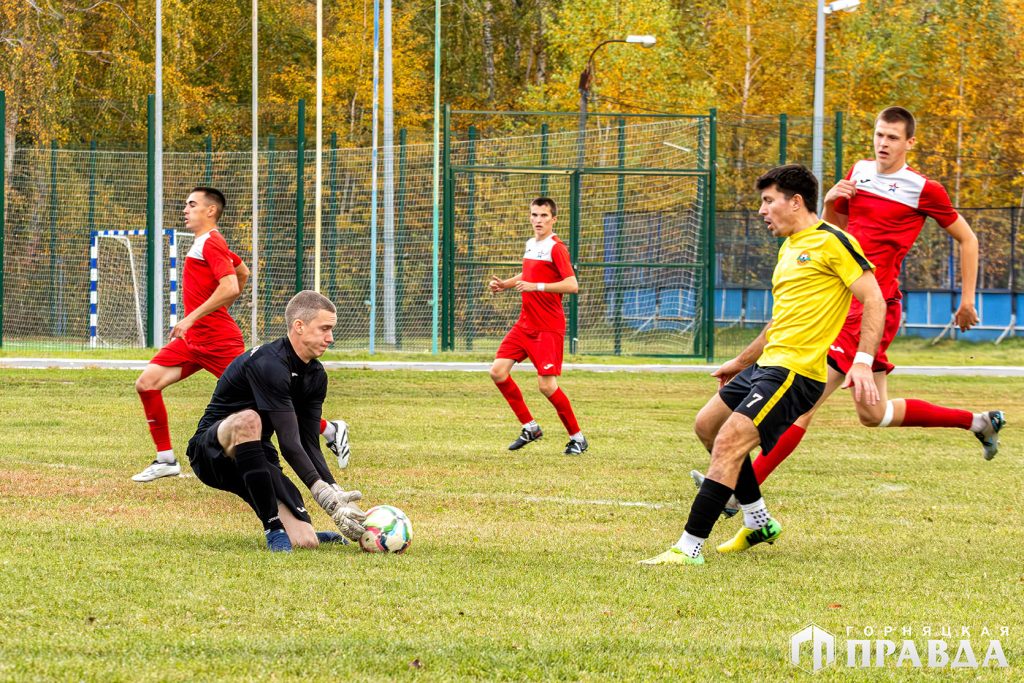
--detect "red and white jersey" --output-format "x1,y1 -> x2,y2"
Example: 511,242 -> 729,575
517,234 -> 575,334
834,160 -> 959,300
182,229 -> 244,345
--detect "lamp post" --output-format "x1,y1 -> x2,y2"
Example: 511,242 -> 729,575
576,35 -> 656,173
812,0 -> 860,205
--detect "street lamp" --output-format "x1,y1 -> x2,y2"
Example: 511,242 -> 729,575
812,0 -> 860,205
576,35 -> 656,172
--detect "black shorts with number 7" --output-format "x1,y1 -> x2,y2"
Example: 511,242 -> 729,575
718,364 -> 825,455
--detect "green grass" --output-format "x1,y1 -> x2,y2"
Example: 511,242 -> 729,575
0,369 -> 1021,680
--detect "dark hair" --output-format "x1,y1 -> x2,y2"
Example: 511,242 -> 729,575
877,106 -> 915,139
756,164 -> 819,211
191,186 -> 227,220
531,197 -> 557,217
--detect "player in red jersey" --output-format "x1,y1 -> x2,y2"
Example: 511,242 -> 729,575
132,188 -> 351,483
488,197 -> 588,455
692,107 -> 1005,515
131,187 -> 249,482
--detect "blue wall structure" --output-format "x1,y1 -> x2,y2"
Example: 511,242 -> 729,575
713,287 -> 1023,341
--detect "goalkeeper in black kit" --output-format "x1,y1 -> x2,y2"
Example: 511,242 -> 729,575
186,290 -> 365,552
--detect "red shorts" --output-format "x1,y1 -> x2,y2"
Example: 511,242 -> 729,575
827,299 -> 901,375
150,336 -> 245,380
495,324 -> 564,376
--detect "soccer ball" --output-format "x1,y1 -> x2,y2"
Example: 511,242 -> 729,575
359,505 -> 413,554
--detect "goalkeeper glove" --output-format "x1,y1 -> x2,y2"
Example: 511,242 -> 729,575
311,481 -> 367,543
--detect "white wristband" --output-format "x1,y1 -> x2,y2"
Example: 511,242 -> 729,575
853,351 -> 874,367
537,282 -> 545,292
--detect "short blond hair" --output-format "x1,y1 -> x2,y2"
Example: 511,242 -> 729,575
285,290 -> 336,329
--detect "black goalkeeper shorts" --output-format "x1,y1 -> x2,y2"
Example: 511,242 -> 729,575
186,420 -> 312,524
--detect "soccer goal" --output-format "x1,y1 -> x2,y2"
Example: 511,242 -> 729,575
88,229 -> 192,348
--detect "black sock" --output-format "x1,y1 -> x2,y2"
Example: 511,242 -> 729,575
733,456 -> 763,505
234,441 -> 284,533
684,477 -> 734,539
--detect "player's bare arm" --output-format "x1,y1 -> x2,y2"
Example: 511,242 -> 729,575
170,272 -> 242,339
234,261 -> 250,295
821,179 -> 856,228
942,215 -> 980,332
489,272 -> 523,293
841,271 -> 885,405
712,321 -> 772,388
514,275 -> 578,294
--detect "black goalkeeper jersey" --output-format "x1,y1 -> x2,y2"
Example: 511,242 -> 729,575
196,336 -> 328,436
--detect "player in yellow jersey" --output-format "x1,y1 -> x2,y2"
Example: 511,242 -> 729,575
641,164 -> 886,566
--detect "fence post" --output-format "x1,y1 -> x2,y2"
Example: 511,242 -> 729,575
326,131 -> 339,297
49,141 -> 60,336
539,122 -> 549,197
88,140 -> 97,232
0,90 -> 5,347
706,108 -> 718,362
205,135 -> 213,184
296,98 -> 306,293
395,127 -> 408,349
465,125 -> 477,350
612,117 -> 626,356
568,169 -> 580,354
442,104 -> 453,350
778,113 -> 788,165
146,94 -> 156,347
834,111 -> 844,183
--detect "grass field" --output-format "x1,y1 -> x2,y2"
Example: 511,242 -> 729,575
0,367 -> 1021,680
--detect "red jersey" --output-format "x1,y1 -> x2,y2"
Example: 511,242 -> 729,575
516,234 -> 575,334
833,160 -> 959,300
182,229 -> 244,345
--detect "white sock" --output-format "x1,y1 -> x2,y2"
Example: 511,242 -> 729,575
970,413 -> 987,433
321,421 -> 337,441
673,531 -> 705,558
156,449 -> 176,464
570,431 -> 585,442
523,420 -> 539,431
741,498 -> 772,530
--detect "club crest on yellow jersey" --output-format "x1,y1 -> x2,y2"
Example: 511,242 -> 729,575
797,251 -> 811,264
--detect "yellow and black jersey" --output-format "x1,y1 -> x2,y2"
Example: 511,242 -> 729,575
759,221 -> 873,382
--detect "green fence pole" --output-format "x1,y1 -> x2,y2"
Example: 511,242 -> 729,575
568,169 -> 580,355
539,122 -> 549,197
612,117 -> 626,356
326,131 -> 339,298
146,95 -> 156,347
465,125 -> 477,350
834,111 -> 844,183
442,104 -> 453,350
395,127 -> 408,349
262,135 -> 276,316
706,108 -> 718,362
296,98 -> 306,293
778,113 -> 788,165
49,140 -> 59,336
204,135 -> 213,184
0,91 -> 5,347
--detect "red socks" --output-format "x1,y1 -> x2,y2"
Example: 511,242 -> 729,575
546,388 -> 581,435
900,399 -> 972,429
320,418 -> 327,434
495,377 -> 534,425
753,424 -> 806,484
138,389 -> 172,452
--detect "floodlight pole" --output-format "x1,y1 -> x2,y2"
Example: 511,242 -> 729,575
314,0 -> 323,292
813,0 -> 860,209
152,0 -> 164,347
430,0 -> 440,354
251,0 -> 259,343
